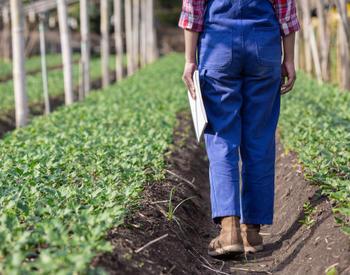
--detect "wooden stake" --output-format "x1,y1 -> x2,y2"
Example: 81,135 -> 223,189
309,23 -> 322,83
335,0 -> 350,44
125,0 -> 134,75
57,0 -> 74,105
10,0 -> 29,127
39,14 -> 50,114
316,0 -> 330,81
80,0 -> 91,95
335,0 -> 350,90
295,30 -> 300,71
132,0 -> 140,70
114,0 -> 123,81
1,7 -> 11,61
299,0 -> 312,73
338,19 -> 350,90
146,0 -> 158,63
140,0 -> 147,67
101,0 -> 110,88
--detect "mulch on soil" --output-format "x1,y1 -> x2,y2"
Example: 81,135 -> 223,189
92,110 -> 350,275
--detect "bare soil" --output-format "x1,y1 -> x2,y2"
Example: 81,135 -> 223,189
92,110 -> 350,275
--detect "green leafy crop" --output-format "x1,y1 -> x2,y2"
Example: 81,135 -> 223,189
0,54 -> 80,80
0,54 -> 116,114
280,72 -> 350,234
0,53 -> 186,273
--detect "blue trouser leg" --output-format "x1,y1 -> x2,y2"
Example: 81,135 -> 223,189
198,0 -> 282,225
239,70 -> 281,225
201,70 -> 243,223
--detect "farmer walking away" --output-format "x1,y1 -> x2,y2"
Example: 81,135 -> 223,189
179,0 -> 300,256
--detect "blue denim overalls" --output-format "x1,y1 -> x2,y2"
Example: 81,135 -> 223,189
198,0 -> 282,225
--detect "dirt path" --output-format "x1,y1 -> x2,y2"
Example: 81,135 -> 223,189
93,111 -> 350,274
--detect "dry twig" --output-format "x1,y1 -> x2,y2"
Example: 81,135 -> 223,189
230,267 -> 272,274
165,169 -> 198,190
135,233 -> 169,253
202,264 -> 231,275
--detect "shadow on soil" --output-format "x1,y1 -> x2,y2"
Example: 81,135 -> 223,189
93,110 -> 350,275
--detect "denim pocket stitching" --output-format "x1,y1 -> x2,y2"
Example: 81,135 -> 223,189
198,29 -> 233,71
253,26 -> 282,67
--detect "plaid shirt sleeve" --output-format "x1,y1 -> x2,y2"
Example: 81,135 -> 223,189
178,0 -> 300,36
178,0 -> 206,32
274,0 -> 301,36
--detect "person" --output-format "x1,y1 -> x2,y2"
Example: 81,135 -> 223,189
178,0 -> 300,257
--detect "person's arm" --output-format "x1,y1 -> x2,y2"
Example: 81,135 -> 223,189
183,31 -> 199,99
178,0 -> 206,99
274,0 -> 301,94
281,33 -> 296,94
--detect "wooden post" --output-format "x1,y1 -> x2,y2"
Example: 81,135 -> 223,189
132,0 -> 140,70
335,0 -> 350,46
295,30 -> 300,71
57,0 -> 74,105
114,0 -> 124,81
10,0 -> 29,127
150,0 -> 158,61
335,0 -> 350,90
338,19 -> 350,90
146,0 -> 157,63
316,0 -> 330,81
1,7 -> 11,61
309,23 -> 322,83
125,0 -> 134,75
299,0 -> 312,73
80,0 -> 91,96
101,0 -> 110,88
39,13 -> 50,114
78,59 -> 85,100
140,0 -> 147,67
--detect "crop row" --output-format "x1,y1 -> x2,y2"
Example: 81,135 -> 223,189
0,55 -> 117,114
0,54 -> 81,80
0,53 -> 186,273
279,72 -> 350,234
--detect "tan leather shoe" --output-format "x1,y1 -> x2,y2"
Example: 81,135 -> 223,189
208,216 -> 244,256
240,223 -> 263,253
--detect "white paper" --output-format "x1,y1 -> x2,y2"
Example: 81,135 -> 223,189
187,70 -> 208,143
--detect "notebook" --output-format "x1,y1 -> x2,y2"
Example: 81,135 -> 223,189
187,70 -> 208,143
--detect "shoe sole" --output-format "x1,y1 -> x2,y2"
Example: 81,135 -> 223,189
244,244 -> 263,253
208,244 -> 244,257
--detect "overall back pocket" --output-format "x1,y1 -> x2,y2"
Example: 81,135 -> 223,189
253,26 -> 282,67
198,29 -> 233,70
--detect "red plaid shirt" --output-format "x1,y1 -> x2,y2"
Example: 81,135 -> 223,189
178,0 -> 300,36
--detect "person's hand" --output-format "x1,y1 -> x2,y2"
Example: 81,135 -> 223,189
182,62 -> 197,99
280,60 -> 296,95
